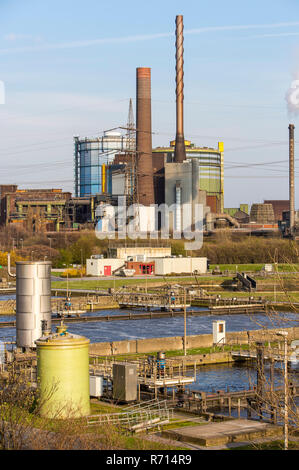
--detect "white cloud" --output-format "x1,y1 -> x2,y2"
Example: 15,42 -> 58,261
4,33 -> 43,42
1,21 -> 299,55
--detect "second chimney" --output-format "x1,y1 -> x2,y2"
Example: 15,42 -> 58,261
289,123 -> 295,235
136,67 -> 155,206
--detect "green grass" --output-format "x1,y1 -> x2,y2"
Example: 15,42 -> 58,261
123,435 -> 188,450
51,276 -> 225,291
90,401 -> 125,415
207,290 -> 299,303
89,343 -> 253,364
210,263 -> 299,273
231,440 -> 299,450
161,419 -> 206,431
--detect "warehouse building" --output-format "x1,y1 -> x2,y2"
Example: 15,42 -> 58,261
151,257 -> 207,276
86,250 -> 207,277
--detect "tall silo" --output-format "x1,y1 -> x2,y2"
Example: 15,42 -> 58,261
36,324 -> 90,419
74,131 -> 133,197
16,261 -> 52,350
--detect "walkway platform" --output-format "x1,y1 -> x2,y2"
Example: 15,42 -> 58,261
162,419 -> 283,447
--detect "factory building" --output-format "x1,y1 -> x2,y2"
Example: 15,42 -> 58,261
263,200 -> 290,222
0,185 -> 71,232
164,158 -> 210,233
153,140 -> 224,214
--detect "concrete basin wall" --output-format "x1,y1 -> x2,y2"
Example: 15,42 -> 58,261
89,326 -> 299,356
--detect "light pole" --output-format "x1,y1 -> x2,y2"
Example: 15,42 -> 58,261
184,288 -> 187,356
277,330 -> 288,451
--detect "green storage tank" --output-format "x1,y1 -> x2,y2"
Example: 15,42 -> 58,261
36,324 -> 90,419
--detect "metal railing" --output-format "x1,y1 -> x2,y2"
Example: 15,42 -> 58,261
87,400 -> 173,433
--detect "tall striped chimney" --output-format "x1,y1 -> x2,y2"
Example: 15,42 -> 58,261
136,67 -> 155,205
174,15 -> 186,163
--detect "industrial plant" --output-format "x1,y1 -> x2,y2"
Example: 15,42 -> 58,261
0,15 -> 297,240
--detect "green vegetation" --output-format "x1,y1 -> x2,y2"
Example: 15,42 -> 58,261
210,263 -> 299,273
2,225 -> 299,269
160,419 -> 205,431
51,275 -> 233,290
90,401 -> 124,414
231,440 -> 299,450
89,343 -> 253,364
206,290 -> 299,303
196,237 -> 299,265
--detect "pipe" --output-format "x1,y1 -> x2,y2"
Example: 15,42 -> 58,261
7,253 -> 16,278
289,124 -> 295,235
175,182 -> 182,232
174,15 -> 186,163
136,67 -> 155,206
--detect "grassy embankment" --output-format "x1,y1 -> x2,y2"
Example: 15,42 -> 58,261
51,276 -> 230,291
51,264 -> 298,304
209,263 -> 299,273
89,343 -> 257,364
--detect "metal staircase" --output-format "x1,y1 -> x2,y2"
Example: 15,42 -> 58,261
87,399 -> 173,433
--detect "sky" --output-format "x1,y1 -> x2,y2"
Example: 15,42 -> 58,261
0,0 -> 299,209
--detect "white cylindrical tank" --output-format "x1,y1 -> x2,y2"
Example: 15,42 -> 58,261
16,261 -> 52,349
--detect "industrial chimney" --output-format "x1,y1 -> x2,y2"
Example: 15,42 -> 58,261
289,123 -> 295,235
136,67 -> 155,206
174,15 -> 186,163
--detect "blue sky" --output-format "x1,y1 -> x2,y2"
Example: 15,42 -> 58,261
0,0 -> 299,208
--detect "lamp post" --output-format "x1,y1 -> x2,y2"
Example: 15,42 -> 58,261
184,288 -> 187,356
277,330 -> 288,450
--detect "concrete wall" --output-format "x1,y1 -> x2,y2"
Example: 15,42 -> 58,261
152,257 -> 207,275
86,258 -> 124,276
89,326 -> 299,356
